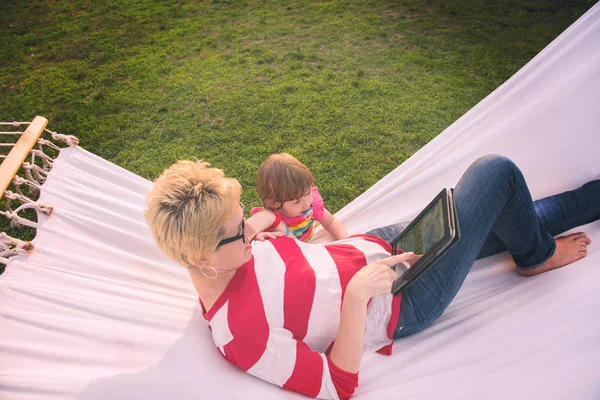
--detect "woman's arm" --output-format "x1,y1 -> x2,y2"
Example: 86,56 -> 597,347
328,286 -> 369,373
223,253 -> 413,399
320,209 -> 349,241
329,253 -> 412,373
226,330 -> 358,400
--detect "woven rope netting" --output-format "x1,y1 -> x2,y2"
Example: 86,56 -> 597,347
0,120 -> 78,268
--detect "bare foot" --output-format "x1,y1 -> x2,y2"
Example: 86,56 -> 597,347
517,232 -> 592,277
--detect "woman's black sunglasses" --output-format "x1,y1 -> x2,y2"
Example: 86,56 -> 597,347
216,202 -> 246,248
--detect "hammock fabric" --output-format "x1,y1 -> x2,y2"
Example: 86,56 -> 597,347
1,3 -> 600,400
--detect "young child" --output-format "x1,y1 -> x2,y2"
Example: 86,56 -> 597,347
248,153 -> 349,242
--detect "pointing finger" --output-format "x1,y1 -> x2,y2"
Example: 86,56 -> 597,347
378,252 -> 416,267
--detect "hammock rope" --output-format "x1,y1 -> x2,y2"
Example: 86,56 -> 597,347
0,118 -> 78,265
0,231 -> 33,264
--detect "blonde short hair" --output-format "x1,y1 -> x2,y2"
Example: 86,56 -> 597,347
145,160 -> 242,268
256,153 -> 314,210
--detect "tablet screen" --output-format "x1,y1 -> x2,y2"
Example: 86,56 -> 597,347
396,196 -> 446,257
391,189 -> 460,294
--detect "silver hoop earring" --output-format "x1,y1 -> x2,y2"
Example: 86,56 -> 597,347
200,266 -> 218,279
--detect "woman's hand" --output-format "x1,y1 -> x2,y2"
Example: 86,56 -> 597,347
347,252 -> 415,301
253,231 -> 285,241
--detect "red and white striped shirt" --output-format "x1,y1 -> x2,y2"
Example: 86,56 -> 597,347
201,234 -> 402,400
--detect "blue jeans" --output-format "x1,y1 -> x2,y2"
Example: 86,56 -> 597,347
365,155 -> 600,339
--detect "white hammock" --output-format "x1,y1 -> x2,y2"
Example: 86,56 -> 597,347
1,3 -> 599,400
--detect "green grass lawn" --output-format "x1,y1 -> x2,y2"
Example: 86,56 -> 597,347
0,0 -> 594,268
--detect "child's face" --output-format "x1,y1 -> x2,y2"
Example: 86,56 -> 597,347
278,189 -> 313,218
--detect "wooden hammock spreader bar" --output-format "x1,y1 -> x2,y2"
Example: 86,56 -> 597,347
0,116 -> 48,198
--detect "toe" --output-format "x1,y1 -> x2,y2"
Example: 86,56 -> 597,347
577,238 -> 591,246
569,232 -> 586,240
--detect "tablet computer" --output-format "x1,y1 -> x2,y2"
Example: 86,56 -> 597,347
390,188 -> 461,295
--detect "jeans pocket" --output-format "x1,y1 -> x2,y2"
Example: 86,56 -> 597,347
406,279 -> 447,326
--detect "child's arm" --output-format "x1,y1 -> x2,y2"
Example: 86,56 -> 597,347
254,230 -> 286,241
255,219 -> 294,241
272,221 -> 295,238
319,209 -> 349,240
247,209 -> 295,241
246,209 -> 278,241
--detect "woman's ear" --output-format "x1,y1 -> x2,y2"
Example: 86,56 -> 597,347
194,258 -> 210,267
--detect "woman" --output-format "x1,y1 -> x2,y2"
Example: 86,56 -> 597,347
144,155 -> 598,400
